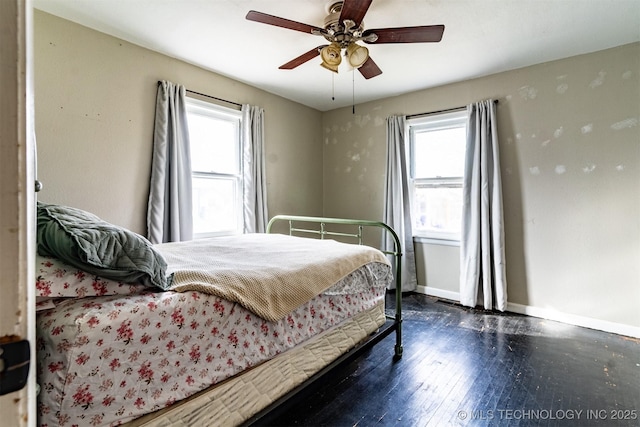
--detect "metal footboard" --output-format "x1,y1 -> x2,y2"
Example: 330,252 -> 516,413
266,214 -> 403,359
241,215 -> 404,425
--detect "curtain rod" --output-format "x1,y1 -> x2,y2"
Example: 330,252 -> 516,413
156,81 -> 242,108
185,89 -> 243,108
406,99 -> 498,119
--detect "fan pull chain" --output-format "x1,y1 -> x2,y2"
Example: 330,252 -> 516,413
352,70 -> 355,114
331,73 -> 335,101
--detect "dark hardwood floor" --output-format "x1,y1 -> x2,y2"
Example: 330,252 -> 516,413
258,293 -> 640,427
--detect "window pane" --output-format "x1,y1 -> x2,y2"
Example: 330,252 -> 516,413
188,113 -> 239,175
192,176 -> 239,234
413,127 -> 466,178
413,186 -> 463,235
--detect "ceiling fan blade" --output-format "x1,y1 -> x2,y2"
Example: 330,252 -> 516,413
363,25 -> 445,43
279,46 -> 327,69
358,56 -> 382,79
246,10 -> 323,34
339,0 -> 373,27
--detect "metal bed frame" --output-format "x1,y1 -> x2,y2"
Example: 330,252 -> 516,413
244,215 -> 404,424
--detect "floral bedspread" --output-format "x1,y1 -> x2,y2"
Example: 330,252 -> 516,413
36,262 -> 390,426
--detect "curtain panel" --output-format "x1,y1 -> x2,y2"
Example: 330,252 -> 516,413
242,104 -> 269,233
147,80 -> 193,244
460,99 -> 507,311
383,115 -> 418,292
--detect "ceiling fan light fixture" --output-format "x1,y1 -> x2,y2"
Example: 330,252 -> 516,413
320,61 -> 340,73
324,11 -> 341,29
325,1 -> 343,23
246,1 -> 444,80
346,42 -> 369,68
320,42 -> 342,73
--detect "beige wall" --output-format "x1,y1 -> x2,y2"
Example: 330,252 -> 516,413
322,43 -> 640,329
34,9 -> 639,331
34,10 -> 323,235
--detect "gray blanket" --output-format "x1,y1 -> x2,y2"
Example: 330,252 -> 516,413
37,202 -> 168,289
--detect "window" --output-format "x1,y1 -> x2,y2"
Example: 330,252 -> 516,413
408,110 -> 467,241
185,97 -> 243,238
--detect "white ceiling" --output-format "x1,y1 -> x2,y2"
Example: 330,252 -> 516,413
34,0 -> 640,111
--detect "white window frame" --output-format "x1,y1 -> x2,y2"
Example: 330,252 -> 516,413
185,97 -> 243,238
408,109 -> 467,241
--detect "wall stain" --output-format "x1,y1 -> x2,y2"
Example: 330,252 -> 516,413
556,75 -> 569,94
340,122 -> 353,132
610,118 -> 638,130
589,71 -> 606,88
556,83 -> 569,94
581,123 -> 593,134
553,126 -> 564,138
355,114 -> 371,128
518,85 -> 538,100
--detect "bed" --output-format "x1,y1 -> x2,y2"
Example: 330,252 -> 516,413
35,204 -> 403,427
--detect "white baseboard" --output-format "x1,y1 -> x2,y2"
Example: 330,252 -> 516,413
416,285 -> 460,302
506,302 -> 640,339
415,286 -> 640,339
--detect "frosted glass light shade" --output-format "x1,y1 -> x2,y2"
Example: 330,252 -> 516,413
346,43 -> 369,68
320,42 -> 342,73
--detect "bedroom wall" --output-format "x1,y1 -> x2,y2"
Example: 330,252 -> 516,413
33,9 -> 639,335
322,43 -> 640,334
33,10 -> 324,235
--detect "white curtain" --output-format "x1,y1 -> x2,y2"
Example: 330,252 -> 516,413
147,80 -> 193,244
383,115 -> 417,291
242,104 -> 269,233
460,99 -> 507,310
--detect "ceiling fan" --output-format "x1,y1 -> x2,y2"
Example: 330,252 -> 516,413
246,0 -> 445,79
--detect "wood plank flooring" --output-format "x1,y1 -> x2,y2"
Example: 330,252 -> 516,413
257,293 -> 640,427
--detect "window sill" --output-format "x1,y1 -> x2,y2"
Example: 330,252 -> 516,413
193,230 -> 242,239
413,235 -> 460,247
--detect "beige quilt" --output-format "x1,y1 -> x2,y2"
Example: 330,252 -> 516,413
155,233 -> 390,322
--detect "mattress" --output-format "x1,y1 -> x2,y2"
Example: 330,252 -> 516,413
36,262 -> 390,426
128,299 -> 386,426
